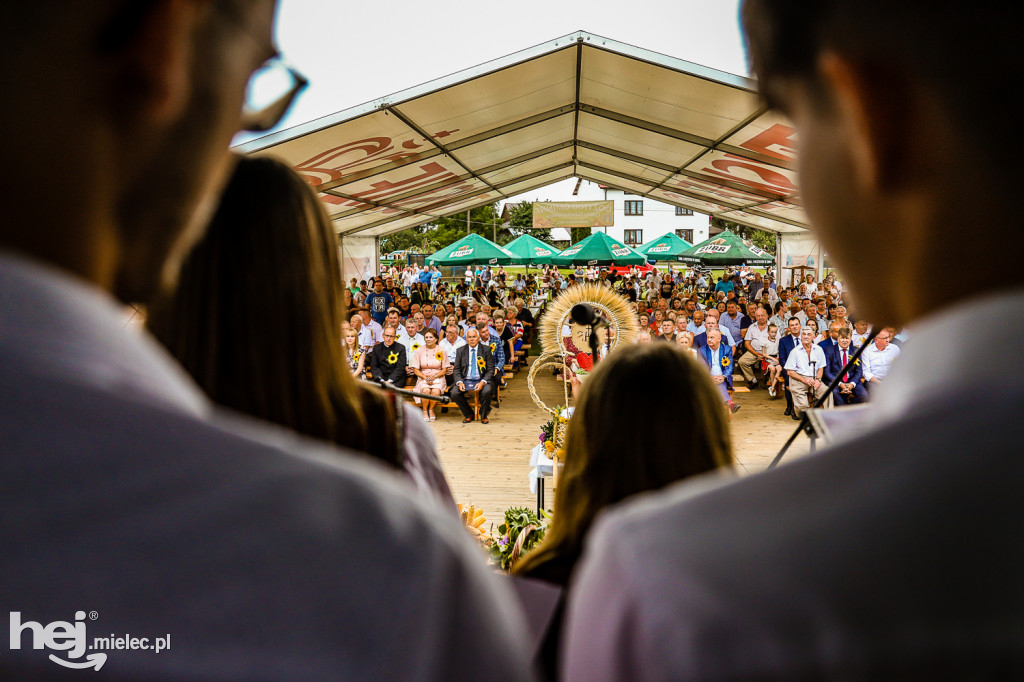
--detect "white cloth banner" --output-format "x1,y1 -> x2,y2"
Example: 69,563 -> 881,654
777,231 -> 823,286
340,235 -> 377,284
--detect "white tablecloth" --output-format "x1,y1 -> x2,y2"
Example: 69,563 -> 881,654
529,443 -> 553,494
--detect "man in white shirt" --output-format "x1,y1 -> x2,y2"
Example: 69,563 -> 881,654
440,323 -> 468,365
784,325 -> 831,416
861,327 -> 902,387
739,308 -> 772,388
0,7 -> 531,678
397,316 -> 426,383
851,319 -> 872,346
350,312 -> 376,352
563,3 -> 1024,678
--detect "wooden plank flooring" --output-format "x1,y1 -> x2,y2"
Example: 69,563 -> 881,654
429,361 -> 812,531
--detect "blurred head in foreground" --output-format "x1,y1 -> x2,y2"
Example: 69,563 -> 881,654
515,343 -> 733,583
148,156 -> 400,467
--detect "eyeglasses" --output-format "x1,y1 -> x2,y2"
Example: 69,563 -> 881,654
240,57 -> 308,133
208,3 -> 308,134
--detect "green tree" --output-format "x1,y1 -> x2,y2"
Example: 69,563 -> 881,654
710,217 -> 777,254
505,201 -> 552,242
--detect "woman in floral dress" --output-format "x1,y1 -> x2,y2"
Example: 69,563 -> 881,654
411,328 -> 449,421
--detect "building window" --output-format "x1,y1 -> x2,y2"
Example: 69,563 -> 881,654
624,229 -> 643,246
624,200 -> 643,216
675,206 -> 694,216
676,229 -> 694,242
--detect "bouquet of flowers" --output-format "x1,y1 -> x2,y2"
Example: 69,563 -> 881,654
538,405 -> 568,454
489,506 -> 550,571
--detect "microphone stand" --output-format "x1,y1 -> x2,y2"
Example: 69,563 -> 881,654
361,379 -> 451,404
767,327 -> 879,469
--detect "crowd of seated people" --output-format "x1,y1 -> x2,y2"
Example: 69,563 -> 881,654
613,264 -> 899,419
348,265 -> 542,425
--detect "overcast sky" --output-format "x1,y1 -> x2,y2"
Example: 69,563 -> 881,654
269,0 -> 749,205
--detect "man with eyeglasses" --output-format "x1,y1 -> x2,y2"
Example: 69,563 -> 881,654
0,4 -> 530,679
370,325 -> 409,386
564,1 -> 1024,677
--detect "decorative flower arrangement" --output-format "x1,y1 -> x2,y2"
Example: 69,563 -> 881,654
538,405 -> 568,454
387,352 -> 399,365
489,506 -> 550,571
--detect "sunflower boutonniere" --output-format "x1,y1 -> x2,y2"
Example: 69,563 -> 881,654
477,357 -> 487,371
352,350 -> 361,362
387,351 -> 399,365
412,342 -> 421,352
435,349 -> 445,363
721,355 -> 731,369
489,342 -> 497,353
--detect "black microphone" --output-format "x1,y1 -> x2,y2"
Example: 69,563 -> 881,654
570,303 -> 607,326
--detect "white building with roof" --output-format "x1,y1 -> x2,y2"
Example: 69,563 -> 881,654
581,183 -> 710,248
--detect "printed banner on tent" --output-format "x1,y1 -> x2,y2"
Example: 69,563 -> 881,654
450,247 -> 474,258
533,201 -> 614,229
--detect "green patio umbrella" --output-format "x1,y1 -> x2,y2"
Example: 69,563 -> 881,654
677,229 -> 775,266
638,232 -> 693,262
503,234 -> 562,265
550,231 -> 647,266
426,233 -> 518,266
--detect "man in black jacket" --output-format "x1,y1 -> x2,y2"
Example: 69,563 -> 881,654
451,328 -> 495,424
369,325 -> 408,386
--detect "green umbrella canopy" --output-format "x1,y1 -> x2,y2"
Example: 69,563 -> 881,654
677,229 -> 775,266
551,231 -> 647,266
426,233 -> 518,266
503,234 -> 562,265
638,232 -> 693,262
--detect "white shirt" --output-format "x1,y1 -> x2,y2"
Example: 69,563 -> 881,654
355,324 -> 376,350
851,327 -> 872,347
783,342 -> 827,378
563,286 -> 1024,681
0,252 -> 532,680
397,331 -> 425,358
861,342 -> 901,381
744,322 -> 772,354
364,318 -> 384,344
439,335 -> 467,364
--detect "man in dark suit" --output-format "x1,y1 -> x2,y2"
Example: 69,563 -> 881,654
452,328 -> 495,424
824,327 -> 867,405
369,325 -> 408,386
697,329 -> 740,414
778,316 -> 802,419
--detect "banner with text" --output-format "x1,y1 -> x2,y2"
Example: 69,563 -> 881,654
533,201 -> 614,229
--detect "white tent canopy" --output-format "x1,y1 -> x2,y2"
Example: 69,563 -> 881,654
235,31 -> 806,250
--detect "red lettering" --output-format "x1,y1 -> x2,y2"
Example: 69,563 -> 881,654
739,124 -> 797,162
701,154 -> 797,196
